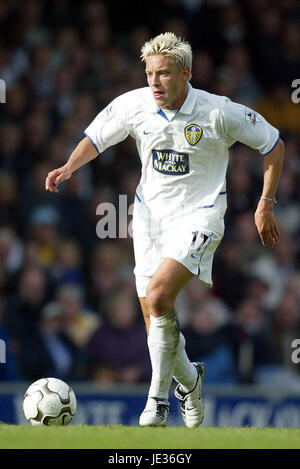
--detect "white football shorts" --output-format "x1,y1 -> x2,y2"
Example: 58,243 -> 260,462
132,196 -> 225,297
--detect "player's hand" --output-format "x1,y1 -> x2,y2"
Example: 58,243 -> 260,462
254,200 -> 280,248
45,166 -> 72,193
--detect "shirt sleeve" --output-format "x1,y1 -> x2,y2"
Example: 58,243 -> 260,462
218,98 -> 280,155
84,95 -> 130,154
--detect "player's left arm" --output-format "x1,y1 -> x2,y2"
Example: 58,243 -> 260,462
218,99 -> 285,249
254,138 -> 284,248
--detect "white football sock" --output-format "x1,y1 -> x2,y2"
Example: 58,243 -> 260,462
147,311 -> 179,400
173,332 -> 198,393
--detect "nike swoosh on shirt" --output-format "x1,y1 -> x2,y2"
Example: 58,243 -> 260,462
143,131 -> 152,134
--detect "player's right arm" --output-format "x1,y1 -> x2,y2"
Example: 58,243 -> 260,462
46,94 -> 130,193
45,137 -> 99,193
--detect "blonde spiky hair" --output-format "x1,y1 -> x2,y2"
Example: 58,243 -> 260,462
140,32 -> 192,80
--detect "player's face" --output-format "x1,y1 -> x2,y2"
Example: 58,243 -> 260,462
145,55 -> 190,110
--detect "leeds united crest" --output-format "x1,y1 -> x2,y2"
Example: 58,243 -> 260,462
184,124 -> 203,146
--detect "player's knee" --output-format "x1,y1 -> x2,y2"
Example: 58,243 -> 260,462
146,284 -> 173,317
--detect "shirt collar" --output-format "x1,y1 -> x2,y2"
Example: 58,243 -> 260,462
178,83 -> 197,114
148,83 -> 197,115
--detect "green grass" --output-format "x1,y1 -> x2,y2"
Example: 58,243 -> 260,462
0,424 -> 300,449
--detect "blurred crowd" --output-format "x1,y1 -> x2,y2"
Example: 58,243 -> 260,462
0,0 -> 300,387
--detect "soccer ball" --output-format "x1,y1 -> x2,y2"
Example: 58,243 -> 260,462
23,377 -> 77,426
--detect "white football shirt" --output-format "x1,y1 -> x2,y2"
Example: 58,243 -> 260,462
84,84 -> 279,237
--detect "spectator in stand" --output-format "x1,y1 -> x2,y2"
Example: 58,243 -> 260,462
4,265 -> 50,340
232,211 -> 265,267
87,240 -> 131,309
52,238 -> 83,287
55,283 -> 100,348
0,266 -> 20,381
225,147 -> 258,221
182,299 -> 237,385
175,276 -> 211,327
190,50 -> 214,93
250,230 -> 297,311
212,241 -> 247,310
27,205 -> 61,269
273,170 -> 300,237
217,43 -> 264,108
0,124 -> 26,183
18,301 -> 80,381
233,298 -> 278,384
270,294 -> 300,371
20,162 -> 62,232
0,227 -> 23,277
257,83 -> 300,136
3,265 -> 53,379
86,289 -> 151,384
0,172 -> 20,229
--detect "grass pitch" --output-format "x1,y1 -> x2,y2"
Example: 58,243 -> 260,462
0,424 -> 300,449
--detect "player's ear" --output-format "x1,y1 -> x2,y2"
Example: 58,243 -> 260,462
182,67 -> 191,82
